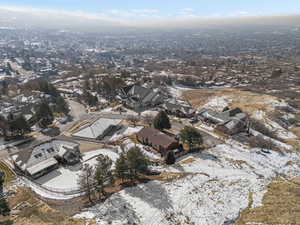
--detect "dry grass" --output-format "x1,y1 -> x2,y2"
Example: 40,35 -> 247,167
145,172 -> 189,183
235,178 -> 300,225
291,126 -> 300,138
79,142 -> 103,153
6,187 -> 93,225
225,158 -> 254,169
183,88 -> 284,115
179,158 -> 197,165
0,161 -> 15,185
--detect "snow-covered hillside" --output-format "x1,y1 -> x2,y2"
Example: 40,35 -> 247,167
74,143 -> 300,225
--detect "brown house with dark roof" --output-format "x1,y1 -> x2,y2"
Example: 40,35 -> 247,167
136,127 -> 179,156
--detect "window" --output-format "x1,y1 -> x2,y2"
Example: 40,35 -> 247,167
46,148 -> 55,153
34,153 -> 43,158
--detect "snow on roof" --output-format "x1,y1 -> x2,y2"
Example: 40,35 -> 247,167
27,157 -> 58,175
73,118 -> 122,139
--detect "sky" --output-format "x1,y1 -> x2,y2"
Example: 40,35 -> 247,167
1,0 -> 300,22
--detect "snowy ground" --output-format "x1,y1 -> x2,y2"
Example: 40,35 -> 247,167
253,110 -> 297,139
35,149 -> 119,192
168,82 -> 197,99
109,126 -> 143,142
118,139 -> 161,161
74,143 -> 300,225
202,96 -> 232,111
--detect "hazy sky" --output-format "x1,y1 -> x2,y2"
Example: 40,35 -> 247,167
1,0 -> 300,22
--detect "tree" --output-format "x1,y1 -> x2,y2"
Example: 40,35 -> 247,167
115,152 -> 131,181
94,155 -> 114,198
127,115 -> 140,127
126,146 -> 149,178
153,111 -> 171,131
0,173 -> 10,217
179,126 -> 203,150
83,78 -> 90,90
0,116 -> 9,137
165,151 -> 176,165
35,102 -> 54,128
9,116 -> 31,136
115,147 -> 149,181
77,164 -> 95,203
55,96 -> 70,115
82,90 -> 98,107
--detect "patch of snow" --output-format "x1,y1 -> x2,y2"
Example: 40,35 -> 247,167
252,110 -> 297,139
32,149 -> 119,193
202,96 -> 232,111
75,143 -> 300,225
119,139 -> 161,160
109,126 -> 143,142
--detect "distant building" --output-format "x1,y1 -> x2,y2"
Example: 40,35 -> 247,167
162,101 -> 195,118
120,85 -> 163,111
198,107 -> 248,135
11,138 -> 80,179
136,127 -> 179,156
72,118 -> 122,140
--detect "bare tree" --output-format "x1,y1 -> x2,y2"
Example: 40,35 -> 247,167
78,164 -> 95,203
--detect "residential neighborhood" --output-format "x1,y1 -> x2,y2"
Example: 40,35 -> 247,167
0,5 -> 300,225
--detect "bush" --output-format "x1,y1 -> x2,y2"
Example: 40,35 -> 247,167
248,135 -> 282,154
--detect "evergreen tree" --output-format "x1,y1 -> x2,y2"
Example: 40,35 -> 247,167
94,155 -> 114,198
82,90 -> 98,107
153,111 -> 171,131
179,126 -> 203,150
115,147 -> 149,181
115,153 -> 131,181
127,146 -> 149,178
9,116 -> 31,136
0,173 -> 10,216
0,116 -> 8,137
55,96 -> 70,115
165,151 -> 176,165
35,102 -> 54,127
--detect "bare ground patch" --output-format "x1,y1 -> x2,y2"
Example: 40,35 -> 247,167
235,178 -> 300,225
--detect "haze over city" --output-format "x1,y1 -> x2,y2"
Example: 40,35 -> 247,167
0,1 -> 300,225
0,0 -> 300,29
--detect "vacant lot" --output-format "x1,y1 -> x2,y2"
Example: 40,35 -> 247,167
183,88 -> 286,114
235,177 -> 300,225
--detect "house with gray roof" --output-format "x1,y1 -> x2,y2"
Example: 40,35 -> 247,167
198,107 -> 248,135
11,138 -> 80,179
72,118 -> 122,140
120,85 -> 163,111
162,101 -> 195,118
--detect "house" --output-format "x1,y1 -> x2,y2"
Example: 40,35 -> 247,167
136,127 -> 179,156
72,118 -> 122,140
11,138 -> 80,179
120,85 -> 163,111
162,101 -> 195,118
198,107 -> 248,135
